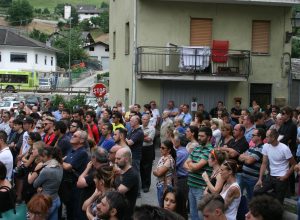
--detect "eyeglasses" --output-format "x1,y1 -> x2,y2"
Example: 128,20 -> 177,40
70,124 -> 77,128
160,146 -> 167,150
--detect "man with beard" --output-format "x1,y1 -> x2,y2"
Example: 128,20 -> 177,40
43,116 -> 57,146
85,111 -> 100,144
95,191 -> 128,220
115,147 -> 139,219
113,128 -> 128,148
184,126 -> 214,220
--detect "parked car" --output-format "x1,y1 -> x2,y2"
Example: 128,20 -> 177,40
39,78 -> 52,90
0,101 -> 20,111
25,96 -> 41,107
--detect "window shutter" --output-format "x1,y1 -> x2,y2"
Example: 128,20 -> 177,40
190,18 -> 212,46
252,20 -> 270,54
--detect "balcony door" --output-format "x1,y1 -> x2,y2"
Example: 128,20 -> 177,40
250,83 -> 272,110
190,18 -> 212,46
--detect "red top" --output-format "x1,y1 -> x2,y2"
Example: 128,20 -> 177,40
87,123 -> 100,144
44,133 -> 56,146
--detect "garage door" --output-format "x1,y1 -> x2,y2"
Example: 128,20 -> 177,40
161,81 -> 227,111
101,57 -> 109,70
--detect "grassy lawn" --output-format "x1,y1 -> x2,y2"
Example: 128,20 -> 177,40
28,0 -> 108,11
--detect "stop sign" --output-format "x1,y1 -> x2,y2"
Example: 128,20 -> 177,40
92,83 -> 107,97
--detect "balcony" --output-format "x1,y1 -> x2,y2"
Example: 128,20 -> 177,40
136,46 -> 250,82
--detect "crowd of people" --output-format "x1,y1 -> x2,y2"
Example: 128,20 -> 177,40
0,97 -> 299,220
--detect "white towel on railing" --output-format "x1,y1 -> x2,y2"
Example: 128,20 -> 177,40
179,46 -> 211,70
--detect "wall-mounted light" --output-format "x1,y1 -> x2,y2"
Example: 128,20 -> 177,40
285,12 -> 300,43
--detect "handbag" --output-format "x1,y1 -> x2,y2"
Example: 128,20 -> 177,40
0,186 -> 27,220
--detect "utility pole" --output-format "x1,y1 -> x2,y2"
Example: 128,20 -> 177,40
68,17 -> 72,85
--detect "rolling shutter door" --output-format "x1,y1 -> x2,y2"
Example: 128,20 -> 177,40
190,18 -> 212,46
252,21 -> 270,54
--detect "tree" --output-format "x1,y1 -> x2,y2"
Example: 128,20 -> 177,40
0,0 -> 12,7
43,8 -> 50,14
79,19 -> 92,31
52,28 -> 88,68
100,2 -> 109,9
7,0 -> 33,26
90,11 -> 109,33
29,29 -> 49,43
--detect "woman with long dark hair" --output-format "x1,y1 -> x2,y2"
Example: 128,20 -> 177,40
163,187 -> 188,219
28,145 -> 63,220
153,140 -> 176,207
185,126 -> 199,153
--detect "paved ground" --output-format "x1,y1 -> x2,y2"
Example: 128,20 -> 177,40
135,147 -> 298,219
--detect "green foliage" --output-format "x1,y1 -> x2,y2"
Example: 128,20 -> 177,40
54,3 -> 64,16
7,0 -> 33,26
57,21 -> 65,30
0,0 -> 12,7
34,8 -> 42,14
29,29 -> 49,43
79,19 -> 92,31
90,11 -> 109,33
51,94 -> 85,110
292,38 -> 300,58
43,8 -> 50,14
52,28 -> 88,68
100,2 -> 109,9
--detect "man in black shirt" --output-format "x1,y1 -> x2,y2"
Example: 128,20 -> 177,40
115,147 -> 139,219
279,106 -> 297,195
9,118 -> 24,164
219,124 -> 249,185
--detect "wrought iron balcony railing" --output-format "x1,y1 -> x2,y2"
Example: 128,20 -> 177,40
136,46 -> 250,78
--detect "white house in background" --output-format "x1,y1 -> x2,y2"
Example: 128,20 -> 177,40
76,5 -> 100,22
83,41 -> 109,70
0,28 -> 60,73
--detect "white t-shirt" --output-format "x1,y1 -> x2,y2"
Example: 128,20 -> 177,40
262,142 -> 292,177
0,147 -> 13,181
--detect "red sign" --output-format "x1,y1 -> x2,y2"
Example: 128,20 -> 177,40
92,83 -> 107,97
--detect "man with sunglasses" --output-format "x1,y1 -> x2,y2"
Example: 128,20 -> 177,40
239,128 -> 265,200
184,126 -> 214,220
62,130 -> 89,220
278,106 -> 297,196
254,129 -> 296,204
43,116 -> 57,146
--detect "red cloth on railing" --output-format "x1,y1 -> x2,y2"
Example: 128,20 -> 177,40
211,40 -> 229,63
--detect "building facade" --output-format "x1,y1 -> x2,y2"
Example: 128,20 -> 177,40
0,28 -> 58,73
109,0 -> 299,110
83,42 -> 110,70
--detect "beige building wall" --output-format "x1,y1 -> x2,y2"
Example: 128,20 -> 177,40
109,0 -> 135,108
110,0 -> 293,108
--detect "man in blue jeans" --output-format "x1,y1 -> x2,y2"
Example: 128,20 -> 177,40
184,127 -> 213,220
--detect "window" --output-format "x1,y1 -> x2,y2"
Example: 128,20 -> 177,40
35,54 -> 38,64
113,31 -> 116,59
51,57 -> 53,66
190,18 -> 212,46
44,56 -> 47,65
10,53 -> 27,63
252,20 -> 270,54
89,46 -> 95,51
125,22 -> 130,55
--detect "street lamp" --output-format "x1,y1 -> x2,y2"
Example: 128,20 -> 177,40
68,17 -> 73,85
285,12 -> 300,43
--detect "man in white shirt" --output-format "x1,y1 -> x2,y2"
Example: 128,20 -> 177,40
0,130 -> 13,181
0,111 -> 11,136
254,128 -> 296,203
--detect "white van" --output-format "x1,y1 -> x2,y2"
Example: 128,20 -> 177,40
39,78 -> 52,90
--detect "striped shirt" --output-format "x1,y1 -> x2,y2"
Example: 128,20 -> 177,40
187,144 -> 213,189
241,143 -> 263,179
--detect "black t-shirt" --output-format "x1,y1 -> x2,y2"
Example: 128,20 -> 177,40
115,167 -> 139,218
231,107 -> 241,124
228,136 -> 249,171
79,169 -> 96,213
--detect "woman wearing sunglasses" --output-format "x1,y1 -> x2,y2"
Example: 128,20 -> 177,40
219,159 -> 241,220
153,140 -> 176,207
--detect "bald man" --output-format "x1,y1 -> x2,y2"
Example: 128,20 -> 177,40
115,147 -> 139,219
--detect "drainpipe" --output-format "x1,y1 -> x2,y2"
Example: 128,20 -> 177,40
132,0 -> 137,104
